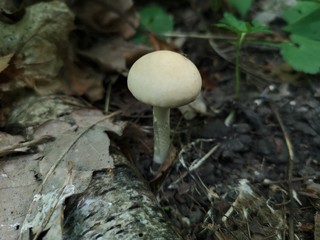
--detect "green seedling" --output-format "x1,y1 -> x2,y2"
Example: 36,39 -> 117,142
132,4 -> 173,45
281,34 -> 320,74
216,12 -> 270,98
280,1 -> 320,74
227,0 -> 253,18
217,2 -> 320,77
209,0 -> 253,17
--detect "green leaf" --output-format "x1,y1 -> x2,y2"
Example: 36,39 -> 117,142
139,4 -> 173,33
280,34 -> 320,74
227,0 -> 253,17
217,13 -> 248,34
209,0 -> 222,13
282,1 -> 320,24
132,4 -> 173,44
284,8 -> 320,41
217,13 -> 270,34
250,20 -> 271,33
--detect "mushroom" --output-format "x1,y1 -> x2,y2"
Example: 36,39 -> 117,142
127,50 -> 202,166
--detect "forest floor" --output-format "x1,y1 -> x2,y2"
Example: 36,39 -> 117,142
115,1 -> 320,239
0,0 -> 319,239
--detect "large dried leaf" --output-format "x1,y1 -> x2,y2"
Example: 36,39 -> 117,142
69,0 -> 139,39
39,121 -> 115,193
316,212 -> 320,240
65,64 -> 105,102
0,154 -> 42,240
8,95 -> 85,127
1,107 -> 125,240
0,1 -> 74,94
0,53 -> 13,73
0,0 -> 20,14
0,131 -> 33,156
19,110 -> 124,238
78,37 -> 148,73
0,131 -> 24,149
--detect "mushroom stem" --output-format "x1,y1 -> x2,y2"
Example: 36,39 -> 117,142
153,106 -> 171,164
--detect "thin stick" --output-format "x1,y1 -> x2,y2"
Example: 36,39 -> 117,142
160,32 -> 238,40
32,161 -> 73,240
171,143 -> 220,186
189,144 -> 220,172
270,103 -> 295,240
104,77 -> 117,113
0,135 -> 55,158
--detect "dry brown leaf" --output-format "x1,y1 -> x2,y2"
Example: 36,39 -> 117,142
0,53 -> 14,74
79,38 -> 128,73
1,108 -> 125,239
0,153 -> 42,240
65,64 -> 105,102
315,212 -> 320,240
268,62 -> 302,82
0,0 -> 19,14
19,113 -> 124,238
0,131 -> 24,149
38,120 -> 115,193
78,37 -> 151,74
150,146 -> 177,185
69,0 -> 139,39
72,38 -> 150,103
0,134 -> 54,157
148,33 -> 179,52
7,95 -> 85,128
0,1 -> 74,95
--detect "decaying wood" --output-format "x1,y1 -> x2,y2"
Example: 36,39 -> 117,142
63,150 -> 182,240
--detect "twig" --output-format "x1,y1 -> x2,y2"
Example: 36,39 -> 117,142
0,135 -> 55,158
170,142 -> 220,187
270,102 -> 295,240
189,144 -> 220,172
104,76 -> 117,113
33,161 -> 73,240
262,176 -> 315,185
160,32 -> 238,40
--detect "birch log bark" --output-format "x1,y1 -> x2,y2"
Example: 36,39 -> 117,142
63,150 -> 181,240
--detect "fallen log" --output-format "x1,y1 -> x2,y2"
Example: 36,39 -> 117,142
63,150 -> 181,240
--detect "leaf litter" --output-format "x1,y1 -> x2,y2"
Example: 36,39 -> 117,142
1,0 -> 320,239
0,1 -> 74,95
1,106 -> 125,239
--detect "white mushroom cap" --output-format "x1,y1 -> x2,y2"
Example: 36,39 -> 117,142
128,50 -> 202,108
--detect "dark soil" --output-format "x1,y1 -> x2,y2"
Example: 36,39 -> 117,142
113,1 -> 320,239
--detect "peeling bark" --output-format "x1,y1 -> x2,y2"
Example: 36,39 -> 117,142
63,150 -> 182,240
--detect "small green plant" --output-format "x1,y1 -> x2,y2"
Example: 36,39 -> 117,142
216,13 -> 270,98
209,0 -> 253,17
227,0 -> 253,17
217,1 -> 320,79
132,4 -> 173,45
280,1 -> 320,74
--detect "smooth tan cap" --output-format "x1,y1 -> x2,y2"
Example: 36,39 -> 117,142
128,50 -> 202,108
